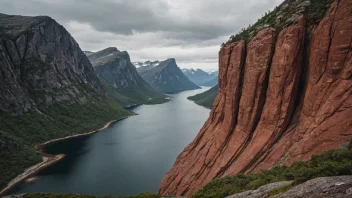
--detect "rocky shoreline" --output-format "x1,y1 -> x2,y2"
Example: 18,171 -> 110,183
0,117 -> 130,197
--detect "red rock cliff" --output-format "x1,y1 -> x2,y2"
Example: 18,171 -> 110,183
159,0 -> 352,196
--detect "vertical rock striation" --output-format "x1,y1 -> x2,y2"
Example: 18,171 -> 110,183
159,0 -> 352,196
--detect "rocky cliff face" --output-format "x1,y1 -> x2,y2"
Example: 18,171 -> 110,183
0,14 -> 104,114
137,58 -> 200,93
159,0 -> 352,196
88,47 -> 167,106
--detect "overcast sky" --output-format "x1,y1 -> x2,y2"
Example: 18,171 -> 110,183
0,0 -> 283,71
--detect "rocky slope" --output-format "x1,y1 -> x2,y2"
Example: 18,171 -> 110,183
182,68 -> 218,86
226,176 -> 352,198
87,47 -> 167,106
0,14 -> 129,190
159,0 -> 352,196
137,58 -> 200,93
0,14 -> 106,114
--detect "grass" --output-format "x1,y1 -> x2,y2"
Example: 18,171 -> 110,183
192,142 -> 352,198
0,96 -> 131,190
188,85 -> 218,108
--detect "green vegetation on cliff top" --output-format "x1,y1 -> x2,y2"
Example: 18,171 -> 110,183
192,142 -> 352,198
223,0 -> 333,46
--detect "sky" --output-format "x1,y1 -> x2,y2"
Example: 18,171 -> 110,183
0,0 -> 284,71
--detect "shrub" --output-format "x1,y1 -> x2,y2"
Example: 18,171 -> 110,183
192,147 -> 352,198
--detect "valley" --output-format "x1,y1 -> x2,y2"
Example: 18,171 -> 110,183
5,88 -> 211,197
1,0 -> 352,197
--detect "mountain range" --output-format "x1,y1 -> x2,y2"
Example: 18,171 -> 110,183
1,0 -> 352,197
137,59 -> 200,93
182,68 -> 218,87
87,47 -> 167,106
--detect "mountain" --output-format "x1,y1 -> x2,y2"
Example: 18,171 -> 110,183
137,58 -> 200,93
188,85 -> 219,108
133,60 -> 161,68
87,48 -> 168,106
202,76 -> 218,87
0,14 -> 130,189
182,68 -> 218,86
83,51 -> 94,56
159,0 -> 352,196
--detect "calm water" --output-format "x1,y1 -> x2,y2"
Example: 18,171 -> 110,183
8,87 -> 211,196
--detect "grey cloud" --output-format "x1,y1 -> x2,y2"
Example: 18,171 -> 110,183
0,0 -> 283,42
0,0 -> 284,70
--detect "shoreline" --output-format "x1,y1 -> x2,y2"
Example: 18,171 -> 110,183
0,116 -> 131,197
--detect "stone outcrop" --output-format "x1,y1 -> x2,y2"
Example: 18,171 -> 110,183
159,0 -> 352,196
0,14 -> 104,114
225,176 -> 352,198
273,176 -> 352,198
226,181 -> 293,198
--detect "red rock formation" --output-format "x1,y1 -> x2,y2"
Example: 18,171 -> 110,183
159,0 -> 352,196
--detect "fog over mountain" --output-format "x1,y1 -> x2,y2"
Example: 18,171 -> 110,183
0,0 -> 283,71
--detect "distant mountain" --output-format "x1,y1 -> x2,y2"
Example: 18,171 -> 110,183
133,60 -> 161,68
188,85 -> 218,108
87,48 -> 167,106
202,76 -> 218,87
182,68 -> 218,86
137,58 -> 200,93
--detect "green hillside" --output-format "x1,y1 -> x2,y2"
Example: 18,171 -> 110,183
188,85 -> 219,108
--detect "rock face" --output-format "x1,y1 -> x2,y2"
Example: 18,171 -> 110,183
226,181 -> 293,198
159,0 -> 352,196
137,58 -> 200,93
273,176 -> 352,198
225,176 -> 352,198
0,14 -> 104,113
87,47 -> 166,106
182,68 -> 218,86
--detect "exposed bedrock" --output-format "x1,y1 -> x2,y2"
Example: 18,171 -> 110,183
159,0 -> 352,196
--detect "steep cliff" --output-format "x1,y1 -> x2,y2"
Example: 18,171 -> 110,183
159,0 -> 352,196
137,58 -> 200,93
0,14 -> 106,113
0,14 -> 129,189
88,48 -> 167,106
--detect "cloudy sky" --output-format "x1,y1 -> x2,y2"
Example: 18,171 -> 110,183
0,0 -> 283,71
